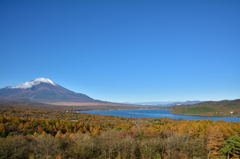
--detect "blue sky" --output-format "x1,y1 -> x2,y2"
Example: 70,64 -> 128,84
0,0 -> 240,102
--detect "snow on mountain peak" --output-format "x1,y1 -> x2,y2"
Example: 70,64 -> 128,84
33,78 -> 56,85
9,78 -> 56,89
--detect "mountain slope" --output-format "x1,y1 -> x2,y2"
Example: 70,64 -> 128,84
0,78 -> 95,103
171,99 -> 240,116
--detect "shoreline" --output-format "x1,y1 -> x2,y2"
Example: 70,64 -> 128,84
74,108 -> 240,120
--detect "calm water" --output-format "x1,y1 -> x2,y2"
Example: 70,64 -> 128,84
77,109 -> 240,122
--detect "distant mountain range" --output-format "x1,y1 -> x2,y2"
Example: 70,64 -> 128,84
0,78 -> 96,103
126,101 -> 202,106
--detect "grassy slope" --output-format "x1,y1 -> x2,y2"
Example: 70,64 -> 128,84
171,99 -> 240,116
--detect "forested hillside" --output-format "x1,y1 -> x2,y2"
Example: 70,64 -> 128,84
172,99 -> 240,117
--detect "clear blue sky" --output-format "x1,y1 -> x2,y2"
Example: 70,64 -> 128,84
0,0 -> 240,102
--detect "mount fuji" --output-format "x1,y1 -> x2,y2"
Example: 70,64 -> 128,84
0,78 -> 96,103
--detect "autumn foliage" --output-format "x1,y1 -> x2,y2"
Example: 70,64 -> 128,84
0,105 -> 240,159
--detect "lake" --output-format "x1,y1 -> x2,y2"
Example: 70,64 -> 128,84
77,109 -> 240,122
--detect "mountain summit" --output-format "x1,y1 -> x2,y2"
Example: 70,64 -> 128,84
0,78 -> 95,103
8,78 -> 56,89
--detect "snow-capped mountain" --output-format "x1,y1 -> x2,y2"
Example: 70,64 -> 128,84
0,78 -> 95,103
8,78 -> 56,89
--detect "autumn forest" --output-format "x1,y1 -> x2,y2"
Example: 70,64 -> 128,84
0,103 -> 240,159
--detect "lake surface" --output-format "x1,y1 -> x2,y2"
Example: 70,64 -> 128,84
77,109 -> 240,122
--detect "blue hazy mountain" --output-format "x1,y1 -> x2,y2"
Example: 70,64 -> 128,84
126,101 -> 202,106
